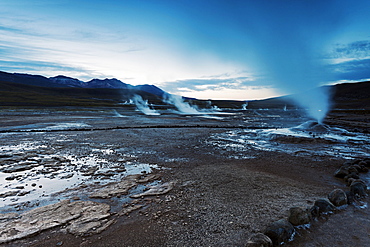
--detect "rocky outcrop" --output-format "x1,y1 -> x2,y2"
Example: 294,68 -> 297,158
89,174 -> 141,199
0,200 -> 112,243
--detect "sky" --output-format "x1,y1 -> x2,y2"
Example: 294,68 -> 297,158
1,0 -> 370,101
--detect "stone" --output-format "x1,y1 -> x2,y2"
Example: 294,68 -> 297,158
287,206 -> 311,226
359,160 -> 370,168
334,166 -> 349,178
246,233 -> 273,247
264,219 -> 295,246
344,173 -> 360,182
328,189 -> 347,207
348,166 -> 360,174
130,181 -> 175,198
359,165 -> 369,173
350,181 -> 368,198
347,178 -> 362,186
313,199 -> 335,215
345,191 -> 355,204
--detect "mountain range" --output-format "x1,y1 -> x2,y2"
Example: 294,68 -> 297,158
0,70 -> 369,110
0,71 -> 166,97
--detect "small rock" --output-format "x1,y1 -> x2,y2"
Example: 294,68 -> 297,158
246,233 -> 273,247
31,183 -> 37,187
288,207 -> 311,226
264,219 -> 295,246
345,191 -> 355,204
359,165 -> 369,173
334,166 -> 349,178
328,189 -> 347,207
344,173 -> 359,182
350,181 -> 368,198
359,160 -> 370,168
348,165 -> 360,174
313,199 -> 335,215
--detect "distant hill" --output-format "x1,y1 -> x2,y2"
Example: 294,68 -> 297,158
245,81 -> 370,110
330,81 -> 370,109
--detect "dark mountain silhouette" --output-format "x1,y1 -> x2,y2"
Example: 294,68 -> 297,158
0,70 -> 369,110
0,71 -> 164,97
134,84 -> 167,97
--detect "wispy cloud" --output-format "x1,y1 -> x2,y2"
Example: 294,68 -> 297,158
330,58 -> 370,81
158,75 -> 279,100
323,40 -> 370,82
328,40 -> 370,61
161,77 -> 258,92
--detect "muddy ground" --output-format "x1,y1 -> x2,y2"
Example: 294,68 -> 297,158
0,107 -> 369,246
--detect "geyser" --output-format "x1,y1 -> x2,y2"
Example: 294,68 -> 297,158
131,95 -> 160,115
244,1 -> 343,123
163,94 -> 201,114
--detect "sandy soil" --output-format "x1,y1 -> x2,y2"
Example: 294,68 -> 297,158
1,108 -> 369,246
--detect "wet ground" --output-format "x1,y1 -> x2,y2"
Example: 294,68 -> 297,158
0,106 -> 369,246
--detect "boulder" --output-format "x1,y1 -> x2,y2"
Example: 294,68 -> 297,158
264,219 -> 295,246
246,233 -> 273,247
350,181 -> 368,198
287,207 -> 311,226
328,189 -> 347,207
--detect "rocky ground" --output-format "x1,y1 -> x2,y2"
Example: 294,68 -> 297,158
0,108 -> 369,246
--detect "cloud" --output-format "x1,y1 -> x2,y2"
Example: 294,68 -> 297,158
329,40 -> 370,59
330,58 -> 370,81
324,40 -> 370,81
160,76 -> 261,93
158,75 -> 281,100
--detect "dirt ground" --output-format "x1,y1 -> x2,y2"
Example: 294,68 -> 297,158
1,108 -> 370,246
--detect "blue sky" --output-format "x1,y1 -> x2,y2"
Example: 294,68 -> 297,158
1,0 -> 370,100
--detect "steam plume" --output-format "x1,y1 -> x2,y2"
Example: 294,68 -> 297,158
131,95 -> 160,115
244,1 -> 343,123
163,94 -> 202,114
